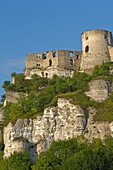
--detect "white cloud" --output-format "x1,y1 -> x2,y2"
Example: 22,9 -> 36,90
0,58 -> 25,69
0,57 -> 26,97
0,58 -> 25,75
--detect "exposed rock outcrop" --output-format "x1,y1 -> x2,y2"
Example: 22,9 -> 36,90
85,79 -> 113,102
0,108 -> 4,141
84,107 -> 113,141
3,98 -> 86,161
30,66 -> 75,79
4,91 -> 27,106
3,79 -> 113,161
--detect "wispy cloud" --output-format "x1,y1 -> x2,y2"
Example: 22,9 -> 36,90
0,58 -> 26,96
0,58 -> 25,75
0,58 -> 25,69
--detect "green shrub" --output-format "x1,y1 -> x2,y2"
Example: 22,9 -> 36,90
32,136 -> 113,170
0,152 -> 31,170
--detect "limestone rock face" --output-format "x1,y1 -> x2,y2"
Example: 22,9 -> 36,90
30,67 -> 75,79
3,98 -> 86,161
0,108 -> 4,141
85,80 -> 113,102
84,107 -> 113,141
4,91 -> 27,106
0,108 -> 3,121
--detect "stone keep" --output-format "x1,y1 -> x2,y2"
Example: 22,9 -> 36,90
80,29 -> 113,74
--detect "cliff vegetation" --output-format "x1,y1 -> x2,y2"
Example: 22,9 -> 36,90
0,136 -> 113,170
0,62 -> 113,169
1,62 -> 113,125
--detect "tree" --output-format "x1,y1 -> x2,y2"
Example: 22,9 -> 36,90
2,80 -> 10,89
0,152 -> 31,170
0,94 -> 5,103
11,72 -> 16,77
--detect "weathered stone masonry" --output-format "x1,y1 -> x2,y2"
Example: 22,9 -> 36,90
25,29 -> 113,78
25,50 -> 81,79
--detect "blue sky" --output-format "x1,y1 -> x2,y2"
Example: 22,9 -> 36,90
0,0 -> 113,98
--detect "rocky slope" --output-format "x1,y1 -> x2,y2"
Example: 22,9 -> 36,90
4,98 -> 86,161
3,79 -> 113,161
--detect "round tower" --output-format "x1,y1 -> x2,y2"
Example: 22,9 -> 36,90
80,29 -> 112,74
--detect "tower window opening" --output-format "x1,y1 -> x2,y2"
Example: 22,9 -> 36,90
53,52 -> 57,58
70,52 -> 73,57
49,59 -> 52,66
85,46 -> 89,52
76,55 -> 79,59
70,59 -> 73,65
85,35 -> 88,40
43,54 -> 47,59
105,34 -> 107,39
37,55 -> 40,59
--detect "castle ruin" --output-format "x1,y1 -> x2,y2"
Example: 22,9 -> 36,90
24,29 -> 113,78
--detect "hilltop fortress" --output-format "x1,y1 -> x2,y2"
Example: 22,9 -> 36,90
25,29 -> 113,79
2,29 -> 113,161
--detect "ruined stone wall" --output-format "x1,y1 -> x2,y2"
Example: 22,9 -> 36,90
37,51 -> 59,68
25,29 -> 113,77
80,29 -> 112,74
25,50 -> 82,78
25,54 -> 37,77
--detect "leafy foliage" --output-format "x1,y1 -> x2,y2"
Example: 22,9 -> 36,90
11,72 -> 16,77
2,80 -> 10,89
2,61 -> 113,124
2,72 -> 92,125
1,62 -> 113,169
32,136 -> 113,170
0,103 -> 3,108
92,62 -> 113,81
0,152 -> 31,170
93,92 -> 113,122
0,94 -> 5,103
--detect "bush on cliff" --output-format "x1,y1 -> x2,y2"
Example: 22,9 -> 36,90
32,136 -> 113,170
92,62 -> 113,81
2,72 -> 91,125
0,152 -> 31,170
2,61 -> 113,125
2,71 -> 91,94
